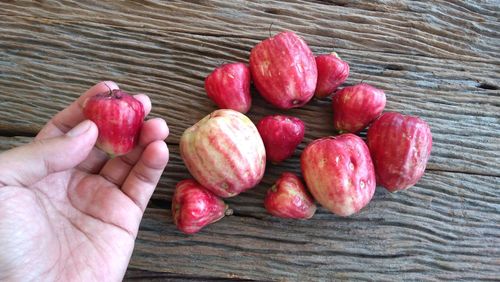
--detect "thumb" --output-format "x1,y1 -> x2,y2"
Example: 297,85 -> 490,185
0,120 -> 98,187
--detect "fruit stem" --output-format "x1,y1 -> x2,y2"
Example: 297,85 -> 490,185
268,22 -> 274,38
104,82 -> 113,96
270,184 -> 277,192
330,52 -> 340,59
103,82 -> 122,99
225,207 -> 234,216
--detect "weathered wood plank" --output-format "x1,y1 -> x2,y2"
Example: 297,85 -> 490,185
0,17 -> 498,176
124,269 -> 252,281
0,0 -> 499,280
0,136 -> 31,149
1,0 -> 498,61
134,160 -> 500,280
1,136 -> 498,280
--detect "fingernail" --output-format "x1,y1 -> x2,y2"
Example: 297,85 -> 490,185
67,120 -> 92,137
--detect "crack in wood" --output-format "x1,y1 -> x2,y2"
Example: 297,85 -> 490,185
477,82 -> 499,90
385,64 -> 405,71
125,269 -> 256,281
0,129 -> 38,138
427,168 -> 500,178
0,133 -> 498,178
1,14 -> 498,64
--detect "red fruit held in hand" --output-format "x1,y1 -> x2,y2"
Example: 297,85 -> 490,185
257,115 -> 305,163
264,172 -> 316,219
172,179 -> 231,234
205,63 -> 252,113
301,134 -> 376,216
83,89 -> 145,157
250,31 -> 317,109
314,52 -> 350,98
332,83 -> 386,133
367,112 -> 432,192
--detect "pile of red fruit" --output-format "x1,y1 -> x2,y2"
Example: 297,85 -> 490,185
174,31 -> 433,234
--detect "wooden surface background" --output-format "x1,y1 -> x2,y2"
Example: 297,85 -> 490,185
1,0 -> 499,280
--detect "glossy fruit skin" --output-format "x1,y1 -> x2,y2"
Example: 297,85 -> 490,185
83,89 -> 145,157
180,109 -> 266,198
205,63 -> 252,113
332,83 -> 386,133
367,112 -> 432,192
172,179 -> 228,234
249,31 -> 317,109
314,53 -> 350,98
264,172 -> 316,219
301,134 -> 376,216
257,115 -> 305,163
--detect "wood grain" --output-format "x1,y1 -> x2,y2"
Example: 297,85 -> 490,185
0,0 -> 499,280
1,137 -> 499,280
124,269 -> 252,281
1,15 -> 499,176
1,0 -> 499,61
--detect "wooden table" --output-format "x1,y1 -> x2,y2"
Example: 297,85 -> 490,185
1,1 -> 499,280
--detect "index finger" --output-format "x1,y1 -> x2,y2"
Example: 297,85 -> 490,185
36,81 -> 120,140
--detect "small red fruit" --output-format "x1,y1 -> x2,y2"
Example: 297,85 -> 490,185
83,89 -> 145,157
301,134 -> 376,216
367,112 -> 432,192
314,52 -> 350,98
264,173 -> 316,219
172,179 -> 231,234
332,83 -> 386,133
204,63 -> 252,113
249,31 -> 317,109
257,115 -> 305,163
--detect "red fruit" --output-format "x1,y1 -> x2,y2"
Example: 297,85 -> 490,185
264,172 -> 316,219
180,109 -> 266,198
172,179 -> 230,234
257,115 -> 305,163
83,89 -> 145,157
249,31 -> 317,109
367,112 -> 432,192
204,63 -> 252,113
301,134 -> 376,216
332,83 -> 386,133
314,52 -> 350,98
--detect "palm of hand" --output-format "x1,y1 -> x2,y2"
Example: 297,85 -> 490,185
1,171 -> 138,281
0,82 -> 169,281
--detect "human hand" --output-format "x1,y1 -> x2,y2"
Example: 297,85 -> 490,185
0,81 -> 169,281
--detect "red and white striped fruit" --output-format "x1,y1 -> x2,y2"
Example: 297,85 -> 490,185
264,172 -> 316,219
314,52 -> 350,98
249,31 -> 317,109
180,109 -> 266,198
257,115 -> 305,163
172,179 -> 230,234
367,112 -> 432,192
204,63 -> 252,113
301,134 -> 376,216
332,83 -> 386,133
83,89 -> 145,157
